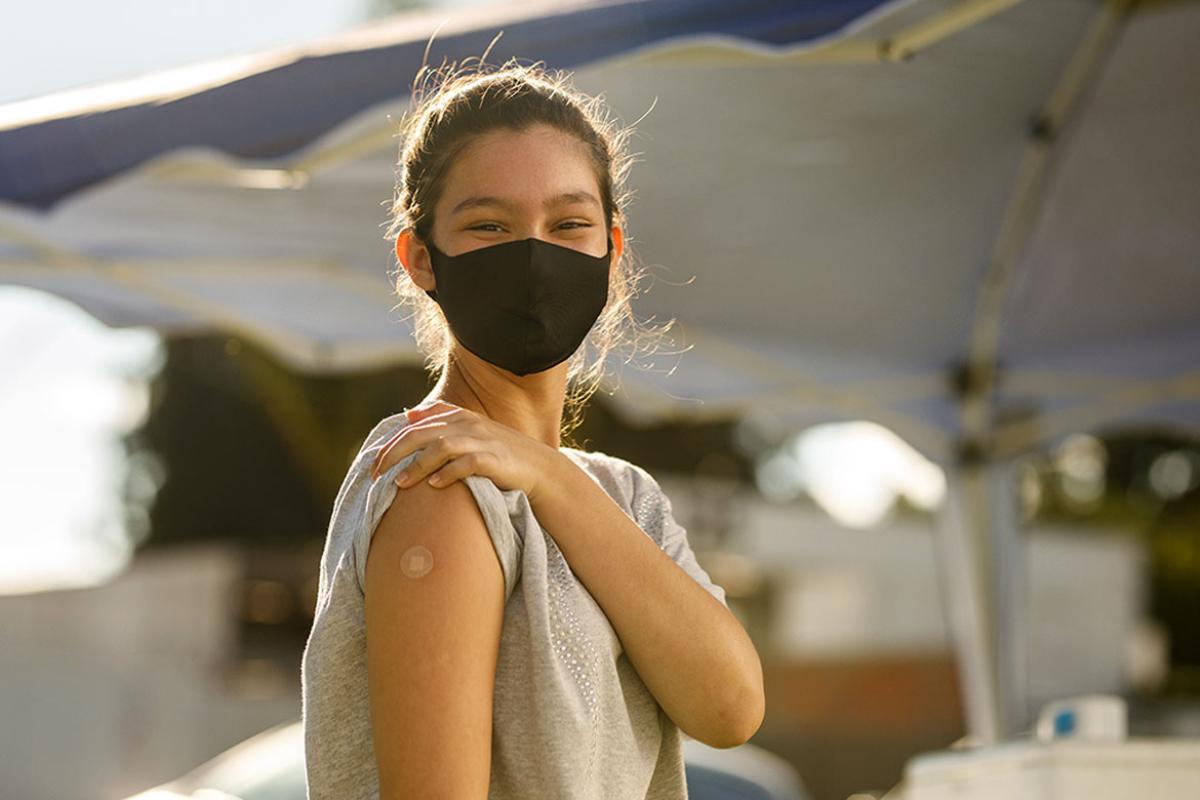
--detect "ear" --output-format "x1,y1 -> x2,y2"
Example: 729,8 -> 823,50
609,224 -> 625,274
395,229 -> 436,293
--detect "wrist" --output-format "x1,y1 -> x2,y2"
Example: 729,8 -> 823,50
525,445 -> 571,507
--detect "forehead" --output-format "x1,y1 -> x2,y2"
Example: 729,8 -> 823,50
438,124 -> 600,213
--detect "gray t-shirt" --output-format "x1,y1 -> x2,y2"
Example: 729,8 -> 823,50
301,411 -> 728,799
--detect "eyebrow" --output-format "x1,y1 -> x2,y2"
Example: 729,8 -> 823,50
449,191 -> 601,216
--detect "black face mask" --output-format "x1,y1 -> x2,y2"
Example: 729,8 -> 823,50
424,235 -> 612,376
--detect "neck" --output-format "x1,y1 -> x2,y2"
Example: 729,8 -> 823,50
423,352 -> 568,450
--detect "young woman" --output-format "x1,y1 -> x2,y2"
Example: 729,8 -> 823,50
301,58 -> 764,800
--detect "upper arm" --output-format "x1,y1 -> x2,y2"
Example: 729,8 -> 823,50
363,478 -> 505,800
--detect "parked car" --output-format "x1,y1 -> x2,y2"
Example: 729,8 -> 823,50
122,718 -> 808,800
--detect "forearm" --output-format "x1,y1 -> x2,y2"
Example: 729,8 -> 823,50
529,451 -> 765,747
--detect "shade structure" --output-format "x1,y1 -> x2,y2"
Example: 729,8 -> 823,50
2,0 -> 1198,745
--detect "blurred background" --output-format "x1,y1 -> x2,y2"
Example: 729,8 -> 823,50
2,1 -> 1198,799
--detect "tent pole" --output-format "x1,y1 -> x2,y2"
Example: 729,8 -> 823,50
934,458 -> 1003,744
986,456 -> 1029,735
939,0 -> 1130,747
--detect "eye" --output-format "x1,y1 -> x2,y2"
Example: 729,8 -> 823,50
468,221 -> 591,232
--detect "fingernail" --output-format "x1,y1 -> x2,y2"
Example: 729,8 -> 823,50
394,471 -> 408,487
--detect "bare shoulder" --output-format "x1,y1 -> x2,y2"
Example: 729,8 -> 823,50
363,477 -> 504,798
368,476 -> 493,569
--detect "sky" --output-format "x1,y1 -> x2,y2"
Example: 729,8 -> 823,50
0,1 -> 365,105
0,0 -> 495,105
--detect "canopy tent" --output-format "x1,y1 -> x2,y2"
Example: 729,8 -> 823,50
2,0 -> 1198,745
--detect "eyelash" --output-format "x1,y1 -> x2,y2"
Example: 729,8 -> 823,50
469,221 -> 590,232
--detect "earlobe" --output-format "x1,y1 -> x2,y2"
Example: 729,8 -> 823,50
394,235 -> 408,269
396,230 -> 436,293
609,225 -> 624,271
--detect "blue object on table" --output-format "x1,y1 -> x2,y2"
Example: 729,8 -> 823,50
686,762 -> 777,800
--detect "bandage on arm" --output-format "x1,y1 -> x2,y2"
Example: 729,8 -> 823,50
363,478 -> 504,800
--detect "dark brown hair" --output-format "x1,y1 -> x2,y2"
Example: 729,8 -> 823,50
384,54 -> 674,447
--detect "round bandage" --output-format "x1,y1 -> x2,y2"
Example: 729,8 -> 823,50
400,544 -> 434,578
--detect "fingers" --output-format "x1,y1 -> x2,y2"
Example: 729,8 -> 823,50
372,429 -> 402,480
394,432 -> 474,488
406,400 -> 462,421
425,451 -> 486,488
371,401 -> 471,480
372,420 -> 447,480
